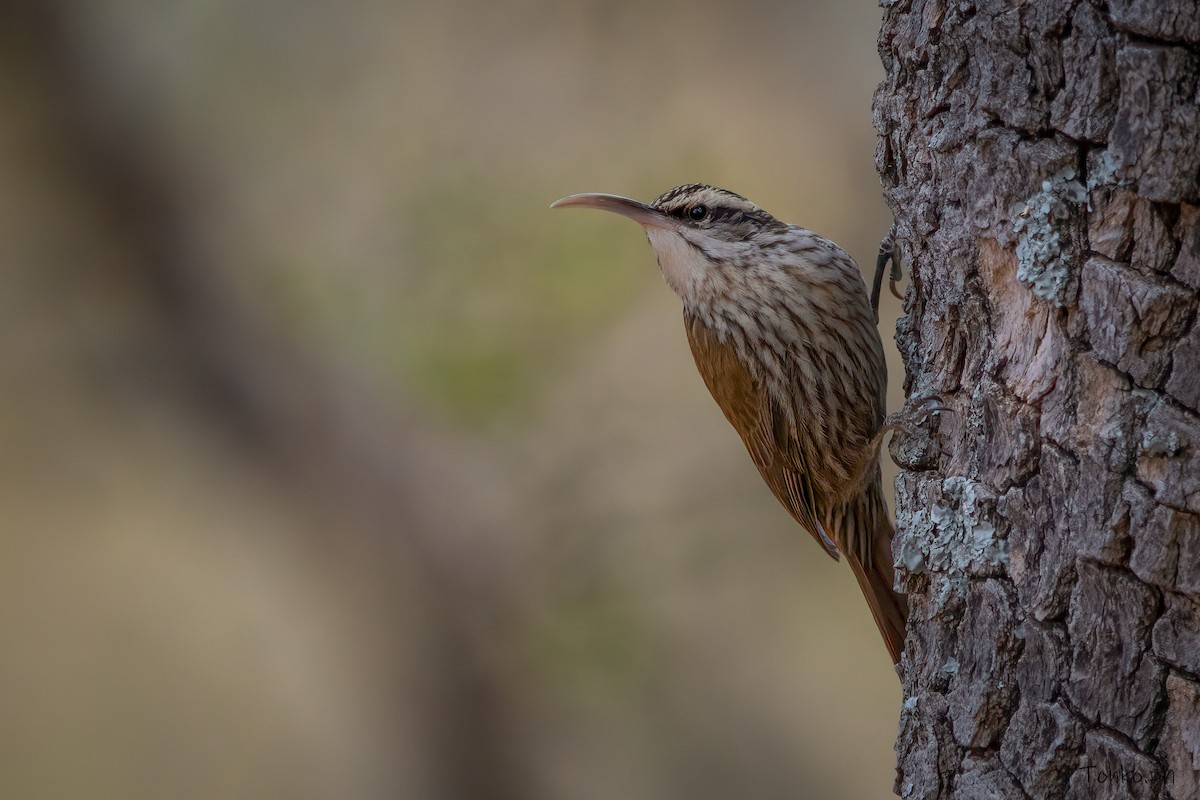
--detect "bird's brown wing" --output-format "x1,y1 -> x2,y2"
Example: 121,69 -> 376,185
684,315 -> 841,561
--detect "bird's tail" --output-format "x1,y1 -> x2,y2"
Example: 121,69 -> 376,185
845,516 -> 908,665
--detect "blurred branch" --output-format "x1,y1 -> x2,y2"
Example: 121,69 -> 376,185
3,2 -> 534,798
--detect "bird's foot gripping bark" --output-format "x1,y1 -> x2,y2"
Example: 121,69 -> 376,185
880,396 -> 950,470
847,397 -> 949,495
867,396 -> 948,459
884,396 -> 948,437
870,222 -> 904,318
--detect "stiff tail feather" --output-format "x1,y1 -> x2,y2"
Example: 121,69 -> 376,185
845,517 -> 908,665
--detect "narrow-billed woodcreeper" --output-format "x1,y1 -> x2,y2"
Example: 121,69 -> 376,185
552,184 -> 907,664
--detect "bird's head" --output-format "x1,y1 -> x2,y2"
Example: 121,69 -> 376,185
551,183 -> 790,307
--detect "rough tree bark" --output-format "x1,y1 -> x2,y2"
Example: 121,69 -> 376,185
875,1 -> 1200,798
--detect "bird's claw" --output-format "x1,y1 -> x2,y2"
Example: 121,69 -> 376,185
871,223 -> 898,318
888,258 -> 904,301
873,223 -> 906,308
885,396 -> 950,436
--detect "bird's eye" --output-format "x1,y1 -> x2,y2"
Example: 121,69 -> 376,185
688,205 -> 708,221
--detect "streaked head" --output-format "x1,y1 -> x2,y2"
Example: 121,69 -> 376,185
551,183 -> 789,305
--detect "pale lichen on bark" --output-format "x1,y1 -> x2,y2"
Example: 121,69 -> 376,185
874,0 -> 1200,797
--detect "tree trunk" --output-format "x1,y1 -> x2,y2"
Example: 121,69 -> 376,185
874,2 -> 1200,798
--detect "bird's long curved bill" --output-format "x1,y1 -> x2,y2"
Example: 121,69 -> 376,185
550,193 -> 675,228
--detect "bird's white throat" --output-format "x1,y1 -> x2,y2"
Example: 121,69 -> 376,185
645,227 -> 711,306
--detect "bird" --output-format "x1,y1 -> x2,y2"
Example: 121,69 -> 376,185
551,183 -> 907,665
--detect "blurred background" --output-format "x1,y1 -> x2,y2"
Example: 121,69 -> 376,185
0,0 -> 905,797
